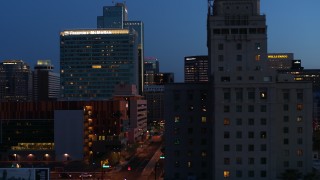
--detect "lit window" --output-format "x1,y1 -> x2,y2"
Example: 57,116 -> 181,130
224,170 -> 230,178
201,117 -> 207,123
224,118 -> 230,125
260,91 -> 267,99
297,149 -> 303,156
297,104 -> 303,111
174,116 -> 180,123
187,161 -> 192,168
255,55 -> 261,61
297,116 -> 302,122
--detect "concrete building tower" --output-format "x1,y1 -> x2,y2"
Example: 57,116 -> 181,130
208,0 -> 313,179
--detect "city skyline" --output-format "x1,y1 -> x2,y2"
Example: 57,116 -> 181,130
0,0 -> 319,82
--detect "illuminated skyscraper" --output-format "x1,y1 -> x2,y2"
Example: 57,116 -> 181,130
98,3 -> 144,94
0,60 -> 32,102
184,55 -> 209,82
60,29 -> 138,100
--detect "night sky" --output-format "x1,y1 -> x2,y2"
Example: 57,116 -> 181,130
0,0 -> 319,82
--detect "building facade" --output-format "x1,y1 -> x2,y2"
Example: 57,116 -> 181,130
60,29 -> 138,100
0,100 -> 128,163
207,0 -> 313,179
113,84 -> 147,144
33,60 -> 60,101
0,60 -> 32,102
165,0 -> 313,179
98,3 -> 145,95
184,55 -> 209,83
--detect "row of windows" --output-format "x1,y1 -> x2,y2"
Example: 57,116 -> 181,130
220,75 -> 272,82
224,131 -> 267,139
218,42 -> 261,51
223,116 -> 303,126
224,144 -> 266,152
173,150 -> 207,157
174,127 -> 208,135
223,105 -> 267,113
174,116 -> 207,123
224,157 -> 267,165
224,170 -> 267,178
213,28 -> 266,35
174,138 -> 208,146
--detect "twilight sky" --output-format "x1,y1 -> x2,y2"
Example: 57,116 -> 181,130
0,0 -> 319,82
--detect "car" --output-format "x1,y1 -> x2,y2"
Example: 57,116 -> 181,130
59,173 -> 72,179
79,172 -> 93,178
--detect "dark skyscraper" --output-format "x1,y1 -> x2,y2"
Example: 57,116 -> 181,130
0,60 -> 32,102
33,60 -> 60,101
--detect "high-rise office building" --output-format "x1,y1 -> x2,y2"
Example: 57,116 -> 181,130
60,29 -> 139,100
0,60 -> 32,102
98,3 -> 144,95
33,60 -> 60,101
165,0 -> 313,179
184,55 -> 209,83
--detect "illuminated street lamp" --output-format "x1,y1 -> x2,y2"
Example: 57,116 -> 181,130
13,154 -> 17,161
64,153 -> 69,161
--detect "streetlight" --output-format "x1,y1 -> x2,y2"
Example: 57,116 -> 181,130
64,153 -> 69,161
13,154 -> 17,161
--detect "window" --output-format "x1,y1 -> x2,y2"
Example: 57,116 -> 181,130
261,105 -> 267,112
236,118 -> 242,125
283,116 -> 289,122
297,116 -> 302,122
201,139 -> 207,145
224,89 -> 231,101
221,76 -> 230,82
224,145 -> 230,151
237,43 -> 242,50
297,90 -> 303,101
248,105 -> 254,112
261,118 -> 267,125
248,170 -> 254,177
236,171 -> 242,178
248,144 -> 254,151
174,128 -> 180,135
236,144 -> 242,152
236,66 -> 242,71
236,131 -> 242,138
174,139 -> 180,145
260,91 -> 267,99
224,171 -> 230,178
224,158 -> 230,165
174,116 -> 180,123
255,55 -> 261,61
283,138 -> 289,145
297,127 -> 303,133
298,138 -> 303,145
201,116 -> 207,123
187,161 -> 192,168
235,88 -> 243,101
224,118 -> 230,125
297,104 -> 303,111
201,150 -> 207,157
255,43 -> 261,50
218,67 -> 224,71
175,161 -> 180,167
297,161 -> 303,167
224,131 -> 230,139
218,55 -> 224,61
236,157 -> 242,164
283,104 -> 289,111
248,89 -> 255,100
218,43 -> 224,50
260,158 -> 267,164
260,131 -> 267,139
224,106 -> 230,112
248,158 -> 254,165
261,171 -> 267,178
248,132 -> 254,138
261,144 -> 267,151
283,127 -> 289,133
284,161 -> 289,167
248,118 -> 254,125
188,128 -> 193,134
236,105 -> 242,112
283,90 -> 290,100
237,55 -> 242,61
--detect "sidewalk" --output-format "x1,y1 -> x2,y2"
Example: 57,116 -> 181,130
138,146 -> 162,180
